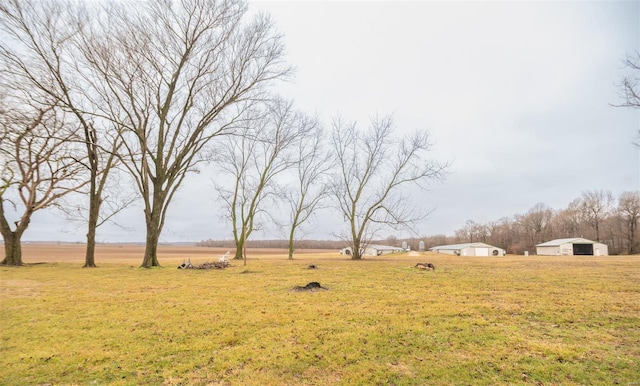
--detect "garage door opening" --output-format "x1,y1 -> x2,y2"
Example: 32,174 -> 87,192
475,248 -> 489,256
573,243 -> 594,255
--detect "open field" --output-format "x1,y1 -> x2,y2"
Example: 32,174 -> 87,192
11,243 -> 326,264
1,245 -> 639,385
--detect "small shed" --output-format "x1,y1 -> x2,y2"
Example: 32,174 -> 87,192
340,244 -> 403,256
429,242 -> 506,257
535,238 -> 608,256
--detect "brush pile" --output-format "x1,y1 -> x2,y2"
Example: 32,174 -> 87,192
178,259 -> 229,269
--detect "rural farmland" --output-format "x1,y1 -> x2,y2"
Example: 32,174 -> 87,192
1,244 -> 639,385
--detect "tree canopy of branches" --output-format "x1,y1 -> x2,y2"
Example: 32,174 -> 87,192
579,190 -> 614,242
329,115 -> 448,260
617,53 -> 640,147
77,0 -> 290,268
213,99 -> 314,263
617,191 -> 640,254
0,94 -> 87,265
619,54 -> 640,110
520,202 -> 554,247
0,0 -> 131,267
280,122 -> 331,259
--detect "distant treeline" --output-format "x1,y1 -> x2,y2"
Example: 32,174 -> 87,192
198,190 -> 639,256
195,237 -> 454,253
395,190 -> 640,256
426,190 -> 639,255
196,238 -> 434,251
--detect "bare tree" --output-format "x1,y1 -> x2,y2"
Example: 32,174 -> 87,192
0,0 -> 129,267
579,190 -> 614,242
79,0 -> 290,267
617,191 -> 640,254
490,217 -> 519,253
618,54 -> 640,109
455,219 -> 487,243
329,115 -> 448,260
455,220 -> 471,242
0,94 -> 87,265
616,53 -> 640,147
213,99 -> 313,264
280,122 -> 332,259
552,198 -> 585,239
519,202 -> 554,250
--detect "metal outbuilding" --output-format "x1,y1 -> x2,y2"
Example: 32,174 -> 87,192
429,242 -> 506,256
340,244 -> 403,256
535,238 -> 608,256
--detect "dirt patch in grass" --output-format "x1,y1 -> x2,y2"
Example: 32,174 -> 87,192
291,281 -> 329,292
0,279 -> 43,298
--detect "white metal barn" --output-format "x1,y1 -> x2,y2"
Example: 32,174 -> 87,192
339,245 -> 403,256
429,242 -> 506,256
535,238 -> 608,256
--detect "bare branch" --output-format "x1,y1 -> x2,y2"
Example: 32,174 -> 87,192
211,98 -> 311,262
329,114 -> 448,260
0,91 -> 87,265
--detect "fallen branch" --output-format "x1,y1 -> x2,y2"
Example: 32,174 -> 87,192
414,262 -> 435,270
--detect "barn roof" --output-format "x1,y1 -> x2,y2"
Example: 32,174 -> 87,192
368,245 -> 402,251
536,237 -> 597,247
429,242 -> 501,251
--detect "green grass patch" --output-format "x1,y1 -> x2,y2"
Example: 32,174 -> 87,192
1,254 -> 639,385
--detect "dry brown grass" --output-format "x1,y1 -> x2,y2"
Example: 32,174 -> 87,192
18,243 -> 337,265
2,245 -> 639,385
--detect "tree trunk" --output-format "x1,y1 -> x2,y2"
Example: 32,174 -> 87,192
141,226 -> 161,268
84,214 -> 98,268
234,236 -> 245,260
351,239 -> 362,260
233,224 -> 248,261
141,208 -> 162,268
287,239 -> 294,260
84,180 -> 100,268
83,127 -> 100,268
288,226 -> 295,260
1,232 -> 23,266
140,180 -> 168,268
628,219 -> 637,254
0,197 -> 27,266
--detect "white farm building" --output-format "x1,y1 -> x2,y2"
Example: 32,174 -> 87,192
429,242 -> 506,256
339,245 -> 403,256
535,238 -> 608,256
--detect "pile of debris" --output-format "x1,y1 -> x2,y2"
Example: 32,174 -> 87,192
414,262 -> 435,271
196,261 -> 229,269
291,281 -> 329,292
178,258 -> 229,270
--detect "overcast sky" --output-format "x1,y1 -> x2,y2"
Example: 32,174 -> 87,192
24,0 -> 640,243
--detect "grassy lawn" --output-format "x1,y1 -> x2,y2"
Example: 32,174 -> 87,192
1,249 -> 639,385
